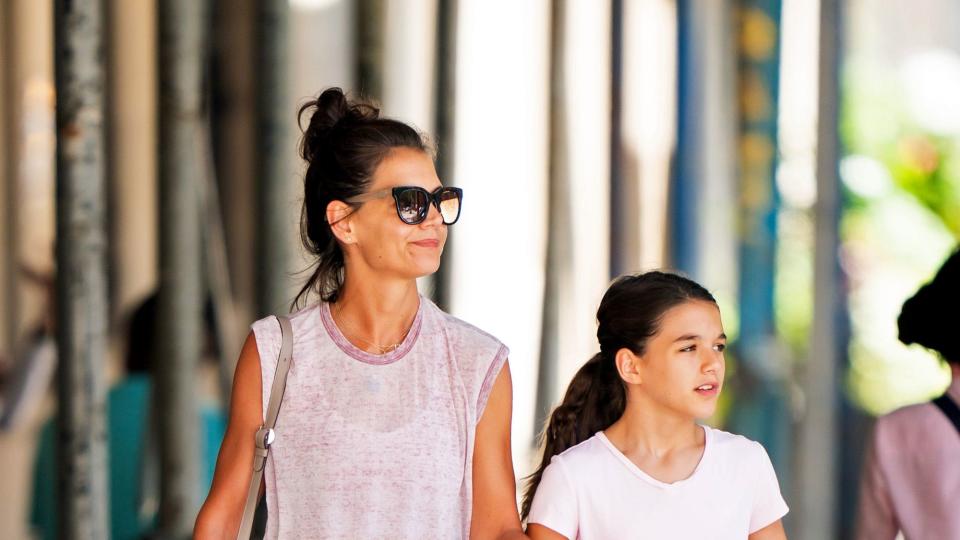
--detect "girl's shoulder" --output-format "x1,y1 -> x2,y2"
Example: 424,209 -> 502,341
703,425 -> 776,471
704,425 -> 762,451
550,433 -> 611,470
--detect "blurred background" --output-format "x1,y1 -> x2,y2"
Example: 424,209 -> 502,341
1,0 -> 957,538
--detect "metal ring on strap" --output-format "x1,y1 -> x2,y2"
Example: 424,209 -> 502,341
255,427 -> 276,450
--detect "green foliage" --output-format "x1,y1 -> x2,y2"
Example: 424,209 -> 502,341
837,57 -> 957,415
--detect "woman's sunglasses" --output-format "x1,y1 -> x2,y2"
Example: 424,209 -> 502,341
346,186 -> 463,225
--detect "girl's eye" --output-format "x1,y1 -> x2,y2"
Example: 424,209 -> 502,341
680,345 -> 696,353
713,344 -> 726,352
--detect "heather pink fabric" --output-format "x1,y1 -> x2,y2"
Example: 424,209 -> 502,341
250,296 -> 509,539
856,376 -> 960,540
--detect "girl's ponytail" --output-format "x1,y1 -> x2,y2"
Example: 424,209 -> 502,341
520,351 -> 626,521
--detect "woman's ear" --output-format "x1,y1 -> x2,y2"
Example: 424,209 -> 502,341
326,200 -> 356,244
615,348 -> 642,385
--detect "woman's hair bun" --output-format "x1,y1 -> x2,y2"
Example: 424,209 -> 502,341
898,247 -> 960,363
298,87 -> 380,162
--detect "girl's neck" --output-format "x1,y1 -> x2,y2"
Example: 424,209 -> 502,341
605,397 -> 702,459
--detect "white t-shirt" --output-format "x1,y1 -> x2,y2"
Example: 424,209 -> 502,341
527,425 -> 788,540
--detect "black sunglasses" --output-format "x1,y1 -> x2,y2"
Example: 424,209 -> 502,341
346,186 -> 463,225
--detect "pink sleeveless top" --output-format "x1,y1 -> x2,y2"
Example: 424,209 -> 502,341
250,296 -> 509,539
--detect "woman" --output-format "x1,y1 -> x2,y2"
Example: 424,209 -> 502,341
523,272 -> 788,540
195,88 -> 524,539
855,248 -> 960,539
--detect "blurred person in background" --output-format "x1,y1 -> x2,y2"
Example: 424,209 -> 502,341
30,293 -> 226,540
856,247 -> 960,540
195,88 -> 524,539
0,265 -> 57,432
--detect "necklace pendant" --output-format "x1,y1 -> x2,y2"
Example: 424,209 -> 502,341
378,343 -> 400,354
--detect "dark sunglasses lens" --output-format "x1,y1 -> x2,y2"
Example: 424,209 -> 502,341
437,189 -> 461,224
396,189 -> 428,224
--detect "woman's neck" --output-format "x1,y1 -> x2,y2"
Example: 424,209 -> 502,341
332,272 -> 421,352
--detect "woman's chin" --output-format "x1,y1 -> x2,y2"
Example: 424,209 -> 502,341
405,257 -> 442,279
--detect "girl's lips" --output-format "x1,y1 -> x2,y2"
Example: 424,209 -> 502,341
412,239 -> 440,248
694,384 -> 720,397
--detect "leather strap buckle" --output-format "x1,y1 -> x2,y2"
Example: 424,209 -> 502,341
255,427 -> 275,451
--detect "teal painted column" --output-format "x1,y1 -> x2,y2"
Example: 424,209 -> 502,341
727,0 -> 792,498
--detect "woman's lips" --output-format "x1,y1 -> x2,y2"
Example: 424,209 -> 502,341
412,239 -> 440,248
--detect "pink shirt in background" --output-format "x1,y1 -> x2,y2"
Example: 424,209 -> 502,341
250,297 -> 508,539
856,377 -> 960,540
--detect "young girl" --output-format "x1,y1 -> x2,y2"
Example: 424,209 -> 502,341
195,88 -> 524,539
523,272 -> 788,540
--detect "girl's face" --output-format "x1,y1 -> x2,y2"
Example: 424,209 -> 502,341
340,147 -> 448,280
626,300 -> 726,420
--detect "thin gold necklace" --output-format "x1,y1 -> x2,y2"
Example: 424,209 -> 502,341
332,302 -> 413,355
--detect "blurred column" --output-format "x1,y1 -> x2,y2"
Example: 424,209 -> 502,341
290,1 -> 355,99
211,0 -> 255,333
726,0 -> 792,494
450,0 -> 550,473
157,0 -> 206,535
609,0 -> 628,277
257,0 -> 298,317
797,0 -> 843,538
0,2 -> 10,361
382,0 -> 437,131
1,3 -> 21,364
538,0 -> 572,437
672,0 -> 738,290
4,1 -> 56,361
107,0 -> 158,323
537,0 -> 611,436
53,0 -> 111,536
431,0 -> 458,310
356,0 -> 385,101
1,3 -> 55,538
620,0 -> 677,274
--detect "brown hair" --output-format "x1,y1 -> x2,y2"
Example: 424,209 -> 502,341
898,247 -> 960,364
293,88 -> 430,308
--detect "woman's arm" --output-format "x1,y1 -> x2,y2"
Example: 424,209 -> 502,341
749,519 -> 787,540
470,361 -> 528,540
194,332 -> 263,539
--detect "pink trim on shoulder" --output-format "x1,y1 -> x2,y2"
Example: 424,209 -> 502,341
476,344 -> 509,422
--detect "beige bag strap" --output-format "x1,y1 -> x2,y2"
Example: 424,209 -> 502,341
237,315 -> 293,540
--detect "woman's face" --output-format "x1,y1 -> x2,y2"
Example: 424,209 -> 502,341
628,300 -> 726,420
342,147 -> 448,280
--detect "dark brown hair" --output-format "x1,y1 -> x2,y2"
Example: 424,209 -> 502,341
293,88 -> 430,308
898,247 -> 960,364
520,271 -> 717,521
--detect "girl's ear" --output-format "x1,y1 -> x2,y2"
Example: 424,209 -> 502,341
615,348 -> 642,385
326,200 -> 357,245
